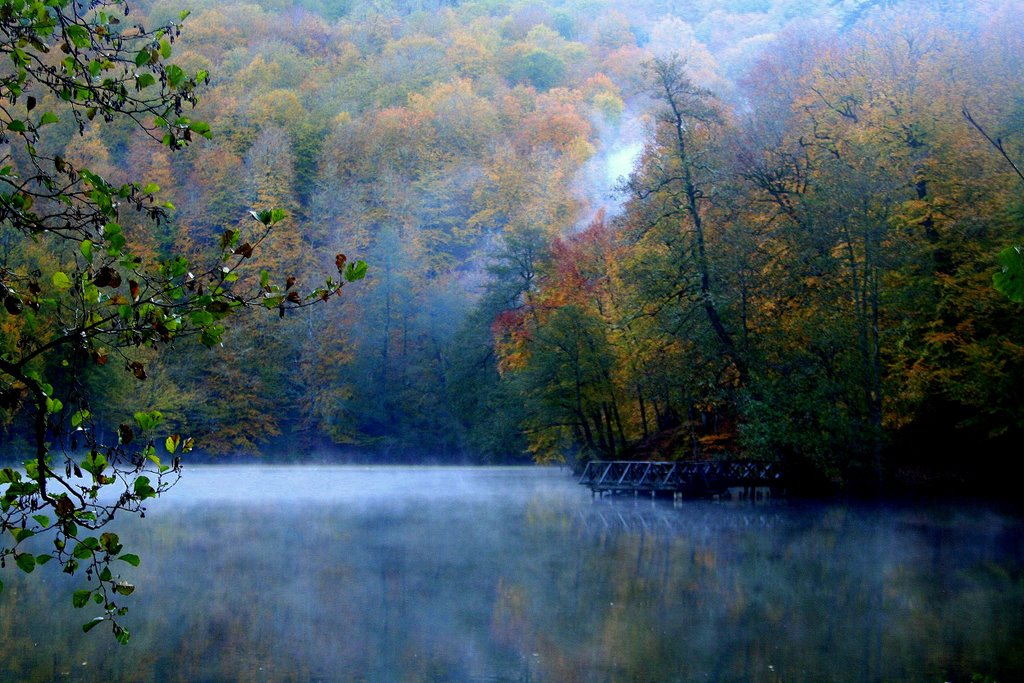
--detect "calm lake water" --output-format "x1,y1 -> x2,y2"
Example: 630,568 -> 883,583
1,465 -> 1022,682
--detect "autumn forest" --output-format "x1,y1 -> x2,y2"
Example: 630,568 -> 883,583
3,0 -> 1023,493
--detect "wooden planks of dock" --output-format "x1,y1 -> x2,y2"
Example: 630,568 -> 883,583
578,460 -> 784,498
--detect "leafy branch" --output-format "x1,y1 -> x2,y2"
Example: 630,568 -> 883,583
0,0 -> 365,642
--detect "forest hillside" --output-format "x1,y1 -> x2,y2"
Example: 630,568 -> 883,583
2,0 -> 1022,492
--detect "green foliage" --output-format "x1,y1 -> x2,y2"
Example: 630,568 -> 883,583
344,260 -> 369,283
134,411 -> 164,432
994,245 -> 1024,303
510,49 -> 566,91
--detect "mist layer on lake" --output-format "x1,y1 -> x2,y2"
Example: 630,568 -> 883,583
2,466 -> 1022,682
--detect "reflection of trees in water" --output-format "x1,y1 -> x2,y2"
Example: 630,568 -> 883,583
498,500 -> 1024,683
574,500 -> 785,537
1,489 -> 1022,683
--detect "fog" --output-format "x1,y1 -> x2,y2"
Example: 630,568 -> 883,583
574,116 -> 646,227
2,467 -> 1021,682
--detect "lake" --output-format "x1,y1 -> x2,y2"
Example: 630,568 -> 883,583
1,466 -> 1022,682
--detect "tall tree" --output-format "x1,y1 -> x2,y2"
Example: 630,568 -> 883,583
634,56 -> 741,373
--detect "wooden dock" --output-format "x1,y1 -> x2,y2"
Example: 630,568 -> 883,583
578,460 -> 784,499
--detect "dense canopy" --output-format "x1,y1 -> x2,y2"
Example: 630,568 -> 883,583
2,0 -> 1022,480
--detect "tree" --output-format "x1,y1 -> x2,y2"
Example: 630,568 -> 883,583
509,48 -> 566,91
0,0 -> 365,642
600,57 -> 746,459
517,304 -> 621,462
638,56 -> 741,374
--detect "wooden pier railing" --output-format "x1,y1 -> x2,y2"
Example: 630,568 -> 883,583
578,460 -> 784,498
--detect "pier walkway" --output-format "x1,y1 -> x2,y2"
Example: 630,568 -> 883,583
578,460 -> 784,498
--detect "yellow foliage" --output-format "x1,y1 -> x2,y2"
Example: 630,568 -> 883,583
592,90 -> 625,124
249,89 -> 304,129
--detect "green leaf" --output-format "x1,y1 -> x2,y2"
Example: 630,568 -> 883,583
73,589 -> 91,608
7,119 -> 27,133
135,49 -> 151,67
15,553 -> 35,573
80,239 -> 93,262
133,410 -> 163,432
71,408 -> 90,428
82,617 -> 105,633
72,541 -> 96,560
32,514 -> 50,527
344,260 -> 368,282
113,582 -> 135,596
114,624 -> 131,645
46,397 -> 64,414
52,271 -> 72,290
165,435 -> 180,454
107,231 -> 127,255
39,111 -> 59,125
159,38 -> 172,60
200,325 -> 224,347
65,25 -> 90,48
189,120 -> 212,139
118,553 -> 141,567
136,73 -> 156,89
34,554 -> 53,566
134,476 -> 155,499
166,64 -> 186,88
100,532 -> 122,554
994,245 -> 1024,304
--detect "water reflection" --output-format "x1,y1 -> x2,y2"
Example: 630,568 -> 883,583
1,467 -> 1022,682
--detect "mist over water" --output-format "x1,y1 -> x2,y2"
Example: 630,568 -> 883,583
2,467 -> 1022,682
